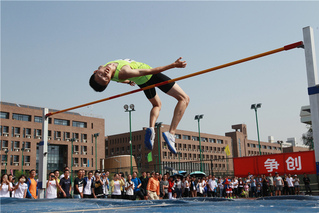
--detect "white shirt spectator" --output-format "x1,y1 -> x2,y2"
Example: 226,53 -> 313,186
83,178 -> 93,195
125,181 -> 135,196
46,180 -> 57,199
0,183 -> 10,197
208,179 -> 217,191
183,180 -> 189,189
287,177 -> 294,187
9,182 -> 14,197
233,179 -> 238,188
176,180 -> 182,189
14,183 -> 28,198
294,177 -> 300,186
112,180 -> 122,195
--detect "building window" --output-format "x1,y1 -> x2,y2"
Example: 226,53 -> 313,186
2,140 -> 9,148
192,136 -> 199,141
0,112 -> 9,119
12,113 -> 31,121
72,121 -> 87,128
34,116 -> 42,123
54,119 -> 70,126
175,134 -> 181,139
182,135 -> 191,140
209,138 -> 215,143
217,139 -> 223,144
25,156 -> 30,163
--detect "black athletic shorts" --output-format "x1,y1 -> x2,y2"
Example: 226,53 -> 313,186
138,73 -> 175,99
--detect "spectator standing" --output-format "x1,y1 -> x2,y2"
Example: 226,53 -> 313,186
13,175 -> 28,198
175,176 -> 182,198
267,173 -> 274,196
293,175 -> 300,195
8,174 -> 14,197
196,177 -> 205,197
83,171 -> 94,198
74,170 -> 84,198
243,182 -> 249,198
168,176 -> 175,199
119,173 -> 126,197
190,176 -> 197,197
101,171 -> 109,198
147,172 -> 160,200
274,172 -> 284,196
250,176 -> 257,198
59,170 -> 71,198
92,171 -> 104,198
139,172 -> 149,200
26,169 -> 38,199
110,173 -> 125,199
303,173 -> 312,195
183,176 -> 190,197
59,166 -> 69,179
238,177 -> 244,196
208,175 -> 217,197
46,172 -> 59,199
54,170 -> 61,198
262,175 -> 268,197
218,177 -> 224,198
132,172 -> 143,200
233,177 -> 238,198
286,174 -> 294,195
0,174 -> 11,197
161,174 -> 169,199
125,174 -> 135,200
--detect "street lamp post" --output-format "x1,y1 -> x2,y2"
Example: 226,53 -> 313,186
93,133 -> 99,171
155,122 -> 162,174
195,114 -> 204,172
124,104 -> 135,175
5,150 -> 8,174
178,152 -> 181,171
251,103 -> 262,155
70,138 -> 75,185
21,143 -> 25,173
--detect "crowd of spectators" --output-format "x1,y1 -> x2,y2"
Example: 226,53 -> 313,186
0,168 -> 313,199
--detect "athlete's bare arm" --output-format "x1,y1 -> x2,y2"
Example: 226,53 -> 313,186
118,57 -> 187,80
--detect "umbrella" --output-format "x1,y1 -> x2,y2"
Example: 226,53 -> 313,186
171,173 -> 184,178
164,166 -> 178,174
190,171 -> 206,178
179,171 -> 187,176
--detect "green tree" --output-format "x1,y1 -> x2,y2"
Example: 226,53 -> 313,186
302,125 -> 313,150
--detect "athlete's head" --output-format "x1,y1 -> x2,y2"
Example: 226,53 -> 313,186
89,63 -> 116,92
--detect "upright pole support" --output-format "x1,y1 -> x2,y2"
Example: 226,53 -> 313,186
38,108 -> 49,199
303,27 -> 319,166
254,109 -> 261,155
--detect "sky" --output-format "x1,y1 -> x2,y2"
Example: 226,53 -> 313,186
1,1 -> 319,145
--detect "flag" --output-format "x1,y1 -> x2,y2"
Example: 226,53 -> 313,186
225,145 -> 231,156
147,152 -> 153,162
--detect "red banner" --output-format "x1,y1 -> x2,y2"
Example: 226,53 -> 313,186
233,151 -> 316,177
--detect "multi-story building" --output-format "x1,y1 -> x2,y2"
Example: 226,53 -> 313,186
106,123 -> 308,175
0,102 -> 105,175
107,124 -> 234,175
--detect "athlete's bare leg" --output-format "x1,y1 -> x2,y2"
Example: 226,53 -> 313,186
166,83 -> 190,135
148,94 -> 162,128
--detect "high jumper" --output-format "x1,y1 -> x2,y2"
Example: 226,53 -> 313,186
89,57 -> 190,154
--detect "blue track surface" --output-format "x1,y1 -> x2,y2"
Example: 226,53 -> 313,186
1,196 -> 319,212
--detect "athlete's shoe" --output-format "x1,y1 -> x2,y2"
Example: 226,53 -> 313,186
144,127 -> 155,150
162,131 -> 177,154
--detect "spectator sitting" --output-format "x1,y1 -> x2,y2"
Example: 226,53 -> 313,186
13,175 -> 28,198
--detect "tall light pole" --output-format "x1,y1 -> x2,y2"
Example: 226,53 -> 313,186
21,143 -> 25,173
251,103 -> 262,155
5,150 -> 8,174
70,138 -> 75,185
93,133 -> 99,171
155,122 -> 162,174
124,104 -> 135,175
177,152 -> 181,171
195,114 -> 204,172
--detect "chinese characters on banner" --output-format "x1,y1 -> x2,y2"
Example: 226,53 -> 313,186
233,151 -> 316,177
